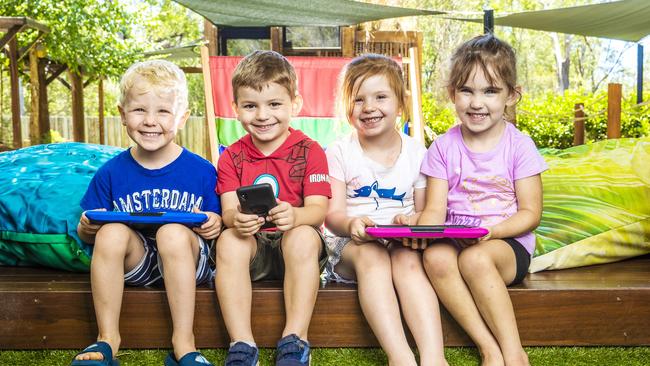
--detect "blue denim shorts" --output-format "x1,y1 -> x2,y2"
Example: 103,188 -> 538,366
124,231 -> 214,287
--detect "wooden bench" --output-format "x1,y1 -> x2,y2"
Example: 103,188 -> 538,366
1,255 -> 649,349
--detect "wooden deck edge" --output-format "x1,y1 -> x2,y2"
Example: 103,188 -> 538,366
2,286 -> 649,349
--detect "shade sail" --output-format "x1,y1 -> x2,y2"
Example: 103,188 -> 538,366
173,0 -> 442,27
450,0 -> 650,42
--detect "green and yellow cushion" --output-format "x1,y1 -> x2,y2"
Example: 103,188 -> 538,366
531,137 -> 650,272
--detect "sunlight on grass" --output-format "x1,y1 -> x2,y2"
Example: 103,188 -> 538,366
1,347 -> 649,365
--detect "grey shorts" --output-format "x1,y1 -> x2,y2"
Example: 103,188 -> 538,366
323,233 -> 393,284
124,231 -> 214,287
249,226 -> 327,281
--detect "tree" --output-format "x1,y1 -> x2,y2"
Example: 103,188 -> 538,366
0,0 -> 141,77
0,0 -> 141,142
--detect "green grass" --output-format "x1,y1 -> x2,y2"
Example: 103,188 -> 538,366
1,347 -> 649,365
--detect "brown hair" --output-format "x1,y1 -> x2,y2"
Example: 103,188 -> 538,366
447,34 -> 519,100
231,50 -> 297,101
338,54 -> 409,123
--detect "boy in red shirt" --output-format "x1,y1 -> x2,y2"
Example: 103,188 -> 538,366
216,50 -> 330,366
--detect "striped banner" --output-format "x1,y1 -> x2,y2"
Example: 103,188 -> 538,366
207,56 -> 355,147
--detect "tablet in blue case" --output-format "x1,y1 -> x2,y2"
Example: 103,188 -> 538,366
85,211 -> 208,227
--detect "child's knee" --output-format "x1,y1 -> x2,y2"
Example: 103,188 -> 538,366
458,247 -> 494,277
216,228 -> 255,262
281,226 -> 320,262
390,247 -> 421,274
354,244 -> 390,272
94,223 -> 135,254
423,248 -> 457,279
156,224 -> 194,256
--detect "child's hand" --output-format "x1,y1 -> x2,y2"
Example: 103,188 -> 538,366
77,209 -> 105,238
392,214 -> 428,250
192,208 -> 222,240
457,228 -> 492,248
478,227 -> 492,241
268,199 -> 295,232
392,214 -> 411,225
233,206 -> 265,237
349,216 -> 375,243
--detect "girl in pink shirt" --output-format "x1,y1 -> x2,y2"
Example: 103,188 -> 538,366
419,34 -> 547,366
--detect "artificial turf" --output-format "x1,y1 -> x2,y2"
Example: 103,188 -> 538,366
1,347 -> 649,365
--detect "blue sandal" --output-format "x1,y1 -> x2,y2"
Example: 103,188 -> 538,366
70,341 -> 119,365
164,351 -> 214,366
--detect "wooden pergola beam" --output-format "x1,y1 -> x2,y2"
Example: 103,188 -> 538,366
1,16 -> 50,148
0,17 -> 50,34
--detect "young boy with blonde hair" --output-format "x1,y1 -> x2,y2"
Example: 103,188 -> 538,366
216,50 -> 331,366
73,59 -> 222,366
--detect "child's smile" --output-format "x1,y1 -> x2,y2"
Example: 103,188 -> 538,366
233,82 -> 302,154
452,65 -> 516,140
350,74 -> 400,139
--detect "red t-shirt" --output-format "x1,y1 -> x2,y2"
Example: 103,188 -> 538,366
217,128 -> 331,207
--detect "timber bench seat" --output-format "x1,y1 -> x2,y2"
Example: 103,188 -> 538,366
1,255 -> 649,349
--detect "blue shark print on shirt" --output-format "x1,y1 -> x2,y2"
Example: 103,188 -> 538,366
353,180 -> 406,209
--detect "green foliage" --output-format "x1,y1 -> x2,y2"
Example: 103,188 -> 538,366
422,91 -> 650,149
0,0 -> 141,77
421,92 -> 456,145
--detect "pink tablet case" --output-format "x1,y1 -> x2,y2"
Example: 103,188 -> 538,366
365,225 -> 488,239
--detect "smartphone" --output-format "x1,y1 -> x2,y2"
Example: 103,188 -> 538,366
236,183 -> 278,229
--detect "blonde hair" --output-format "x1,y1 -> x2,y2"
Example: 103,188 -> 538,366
232,50 -> 297,101
118,59 -> 188,114
337,54 -> 409,123
447,34 -> 519,99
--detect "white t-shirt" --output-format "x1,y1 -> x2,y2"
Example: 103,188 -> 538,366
326,131 -> 427,225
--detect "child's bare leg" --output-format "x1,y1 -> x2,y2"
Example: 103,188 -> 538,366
156,224 -> 201,360
341,242 -> 416,366
280,225 -> 321,339
75,223 -> 144,361
215,228 -> 257,343
423,243 -> 504,366
391,247 -> 447,366
458,241 -> 529,366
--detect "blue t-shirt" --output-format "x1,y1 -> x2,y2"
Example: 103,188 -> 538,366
81,148 -> 221,215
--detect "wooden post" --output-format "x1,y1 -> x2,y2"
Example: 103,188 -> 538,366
607,83 -> 621,139
98,77 -> 105,145
270,27 -> 283,54
200,46 -> 219,164
69,70 -> 85,142
29,48 -> 40,145
408,47 -> 425,143
37,58 -> 50,143
573,103 -> 585,146
341,26 -> 355,57
203,19 -> 218,56
8,37 -> 21,149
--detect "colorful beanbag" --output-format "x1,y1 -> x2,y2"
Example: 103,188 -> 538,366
531,137 -> 650,272
0,143 -> 122,271
1,138 -> 648,273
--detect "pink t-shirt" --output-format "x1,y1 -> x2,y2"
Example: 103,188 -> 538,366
421,123 -> 547,254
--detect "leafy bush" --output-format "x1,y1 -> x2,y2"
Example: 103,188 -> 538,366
422,91 -> 650,149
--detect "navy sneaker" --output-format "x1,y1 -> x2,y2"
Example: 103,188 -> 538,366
164,351 -> 214,366
224,342 -> 259,366
275,334 -> 311,366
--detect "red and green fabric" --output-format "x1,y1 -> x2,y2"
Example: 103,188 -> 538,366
207,56 -> 353,148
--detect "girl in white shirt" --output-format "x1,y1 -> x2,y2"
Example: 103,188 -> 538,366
324,54 -> 447,366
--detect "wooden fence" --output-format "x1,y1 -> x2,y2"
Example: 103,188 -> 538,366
572,83 -> 624,146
